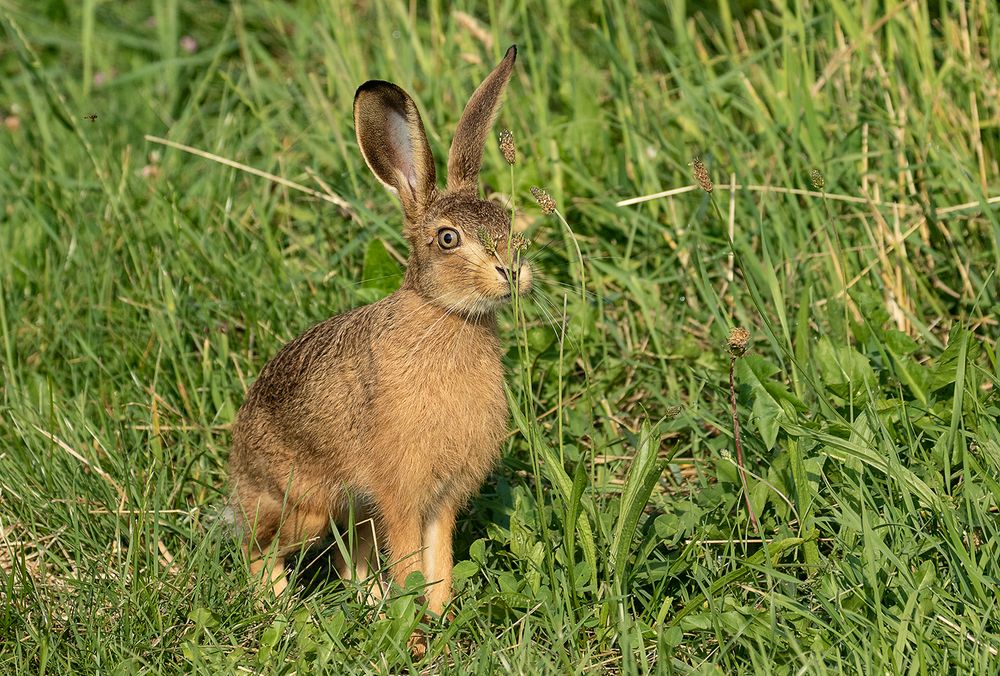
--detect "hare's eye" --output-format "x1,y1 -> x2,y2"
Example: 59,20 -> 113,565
437,227 -> 461,250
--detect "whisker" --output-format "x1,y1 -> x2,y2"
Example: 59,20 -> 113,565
526,240 -> 557,264
453,252 -> 495,275
409,288 -> 475,345
345,273 -> 405,288
531,292 -> 587,355
533,276 -> 600,301
529,298 -> 563,341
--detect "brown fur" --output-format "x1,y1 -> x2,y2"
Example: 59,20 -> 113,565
229,46 -> 526,616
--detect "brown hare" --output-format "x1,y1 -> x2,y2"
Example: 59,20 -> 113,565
229,45 -> 528,617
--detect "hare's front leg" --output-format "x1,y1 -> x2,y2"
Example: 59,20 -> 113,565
380,501 -> 425,593
423,501 -> 458,616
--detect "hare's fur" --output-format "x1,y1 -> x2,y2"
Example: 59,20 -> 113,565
229,46 -> 526,616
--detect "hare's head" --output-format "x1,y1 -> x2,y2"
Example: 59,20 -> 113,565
354,46 -> 531,316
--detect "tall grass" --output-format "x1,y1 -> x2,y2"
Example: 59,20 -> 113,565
1,0 -> 999,672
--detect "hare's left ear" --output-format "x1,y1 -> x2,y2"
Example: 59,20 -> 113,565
446,45 -> 517,192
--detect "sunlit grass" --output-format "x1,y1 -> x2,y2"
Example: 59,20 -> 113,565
1,1 -> 999,672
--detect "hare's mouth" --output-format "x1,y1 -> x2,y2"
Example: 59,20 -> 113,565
496,288 -> 531,304
481,290 -> 522,309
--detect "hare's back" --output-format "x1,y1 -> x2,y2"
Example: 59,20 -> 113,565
231,304 -> 383,465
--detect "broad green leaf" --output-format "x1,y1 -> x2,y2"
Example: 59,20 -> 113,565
928,326 -> 979,392
737,354 -> 797,450
890,352 -> 930,405
816,337 -> 877,403
609,421 -> 667,586
360,238 -> 403,297
469,538 -> 487,563
884,329 -> 918,356
451,560 -> 479,581
506,386 -> 598,587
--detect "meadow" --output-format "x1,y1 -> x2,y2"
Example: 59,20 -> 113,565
2,1 -> 999,673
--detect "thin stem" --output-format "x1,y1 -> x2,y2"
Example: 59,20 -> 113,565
730,355 -> 760,535
554,209 -> 587,301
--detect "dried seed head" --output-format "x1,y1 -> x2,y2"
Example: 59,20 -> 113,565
498,129 -> 516,165
530,186 -> 556,214
810,168 -> 825,190
727,327 -> 751,357
477,226 -> 529,255
692,157 -> 713,193
476,226 -> 497,255
510,232 -> 530,253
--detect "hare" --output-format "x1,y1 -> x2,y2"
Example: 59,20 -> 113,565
229,45 -> 528,616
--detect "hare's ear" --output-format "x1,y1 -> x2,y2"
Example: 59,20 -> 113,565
354,81 -> 437,219
446,45 -> 517,192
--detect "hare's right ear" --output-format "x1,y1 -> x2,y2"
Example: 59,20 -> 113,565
354,81 -> 437,219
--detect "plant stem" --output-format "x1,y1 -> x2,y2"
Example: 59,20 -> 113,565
730,354 -> 760,534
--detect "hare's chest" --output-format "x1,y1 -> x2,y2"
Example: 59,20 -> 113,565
394,356 -> 507,438
420,374 -> 508,497
376,347 -> 508,475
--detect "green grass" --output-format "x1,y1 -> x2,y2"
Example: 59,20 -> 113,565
2,0 -> 999,672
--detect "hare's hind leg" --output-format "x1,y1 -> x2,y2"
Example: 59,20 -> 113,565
248,551 -> 288,595
334,513 -> 385,603
239,491 -> 329,596
238,492 -> 287,595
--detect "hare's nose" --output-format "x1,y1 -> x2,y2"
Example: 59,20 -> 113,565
495,266 -> 518,282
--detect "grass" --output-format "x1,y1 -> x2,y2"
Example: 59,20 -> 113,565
1,0 -> 999,672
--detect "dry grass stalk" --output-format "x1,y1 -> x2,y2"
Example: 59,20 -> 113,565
616,181 -> 1000,218
144,135 -> 357,219
726,328 -> 760,535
